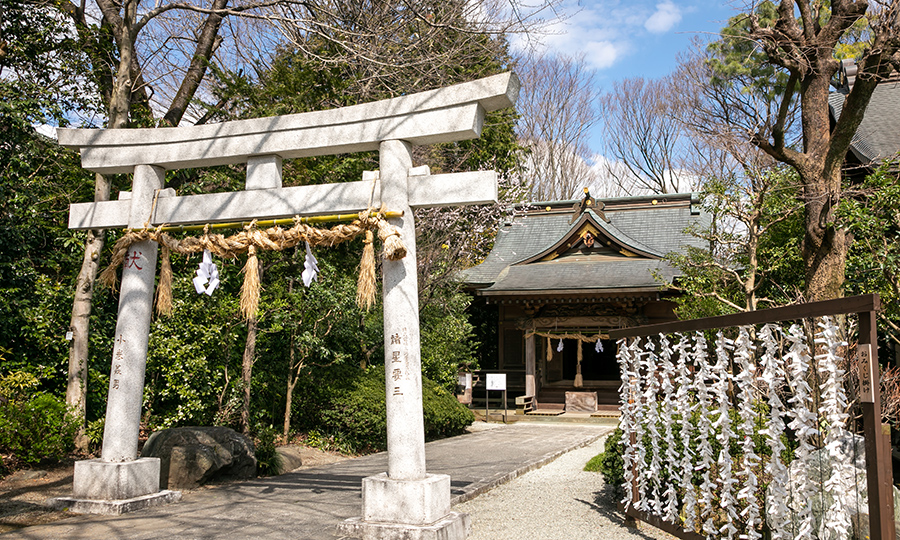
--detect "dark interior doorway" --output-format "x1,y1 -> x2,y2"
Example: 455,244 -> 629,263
561,339 -> 618,381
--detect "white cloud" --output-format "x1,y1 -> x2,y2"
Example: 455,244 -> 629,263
511,1 -> 634,70
588,154 -> 700,197
644,1 -> 682,34
582,41 -> 622,69
511,0 -> 697,70
511,0 -> 689,70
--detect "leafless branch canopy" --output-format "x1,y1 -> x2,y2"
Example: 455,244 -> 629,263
514,51 -> 601,201
598,75 -> 701,195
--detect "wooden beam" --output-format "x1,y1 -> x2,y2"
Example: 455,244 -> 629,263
609,294 -> 880,338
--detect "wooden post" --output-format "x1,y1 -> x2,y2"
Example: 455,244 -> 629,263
625,337 -> 639,528
858,306 -> 896,540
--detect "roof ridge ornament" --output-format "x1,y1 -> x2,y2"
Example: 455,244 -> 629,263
570,187 -> 608,224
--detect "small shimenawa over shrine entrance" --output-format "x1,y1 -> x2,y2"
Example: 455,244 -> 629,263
462,190 -> 709,414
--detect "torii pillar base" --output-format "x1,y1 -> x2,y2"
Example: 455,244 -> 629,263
337,474 -> 470,540
47,458 -> 181,515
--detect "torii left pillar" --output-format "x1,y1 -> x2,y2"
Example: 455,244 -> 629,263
51,165 -> 181,514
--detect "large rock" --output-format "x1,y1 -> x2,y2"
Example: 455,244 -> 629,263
141,426 -> 256,489
275,445 -> 304,474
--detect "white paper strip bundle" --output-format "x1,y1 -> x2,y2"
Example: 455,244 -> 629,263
301,241 -> 319,287
618,337 -> 638,510
712,331 -> 738,540
192,249 -> 220,296
691,332 -> 717,536
673,333 -> 697,531
816,317 -> 853,540
785,323 -> 817,540
658,334 -> 680,522
759,324 -> 791,540
733,326 -> 761,540
641,338 -> 663,514
633,338 -> 650,512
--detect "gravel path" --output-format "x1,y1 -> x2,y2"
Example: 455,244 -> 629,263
454,431 -> 675,540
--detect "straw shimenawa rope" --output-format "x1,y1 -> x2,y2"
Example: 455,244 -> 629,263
100,210 -> 405,319
529,331 -> 610,361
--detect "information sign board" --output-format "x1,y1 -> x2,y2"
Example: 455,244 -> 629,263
486,374 -> 506,391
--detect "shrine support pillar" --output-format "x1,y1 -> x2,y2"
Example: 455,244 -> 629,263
100,164 -> 164,463
525,334 -> 536,397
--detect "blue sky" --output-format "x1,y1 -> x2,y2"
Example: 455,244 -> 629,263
512,0 -> 743,160
535,0 -> 740,81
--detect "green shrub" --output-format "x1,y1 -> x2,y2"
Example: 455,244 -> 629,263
583,452 -> 603,472
318,368 -> 388,453
590,427 -> 625,494
253,424 -> 282,477
598,428 -> 625,484
319,367 -> 474,454
0,393 -> 77,465
85,418 -> 105,453
0,371 -> 40,401
422,377 -> 475,440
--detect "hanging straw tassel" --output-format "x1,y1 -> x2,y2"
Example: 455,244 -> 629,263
575,339 -> 584,387
375,219 -> 406,261
546,337 -> 553,362
155,245 -> 174,316
356,230 -> 377,310
240,244 -> 261,320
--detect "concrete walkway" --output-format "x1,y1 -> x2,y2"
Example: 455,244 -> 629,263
2,422 -> 613,540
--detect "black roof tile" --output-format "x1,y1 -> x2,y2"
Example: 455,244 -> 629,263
461,192 -> 708,292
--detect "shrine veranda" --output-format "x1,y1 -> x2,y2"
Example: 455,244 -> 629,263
54,73 -> 519,539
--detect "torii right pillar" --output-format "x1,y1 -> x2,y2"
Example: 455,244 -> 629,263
337,142 -> 470,540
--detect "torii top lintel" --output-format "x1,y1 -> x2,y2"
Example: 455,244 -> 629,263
57,72 -> 520,175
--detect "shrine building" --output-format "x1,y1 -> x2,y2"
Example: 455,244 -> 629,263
461,191 -> 709,414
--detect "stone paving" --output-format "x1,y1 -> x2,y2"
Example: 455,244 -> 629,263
1,422 -> 614,540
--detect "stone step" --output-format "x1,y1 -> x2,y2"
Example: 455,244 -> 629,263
526,410 -> 565,416
534,401 -> 565,410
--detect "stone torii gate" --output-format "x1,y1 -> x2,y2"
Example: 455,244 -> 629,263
54,72 -> 519,539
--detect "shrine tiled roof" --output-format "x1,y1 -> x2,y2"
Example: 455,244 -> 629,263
461,192 -> 708,294
829,81 -> 900,165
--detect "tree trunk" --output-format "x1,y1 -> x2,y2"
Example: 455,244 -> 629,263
744,230 -> 759,312
799,65 -> 847,303
63,36 -> 130,445
283,373 -> 294,440
240,261 -> 261,435
241,312 -> 257,435
802,179 -> 849,302
283,341 -> 299,441
65,174 -> 110,451
162,0 -> 229,127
